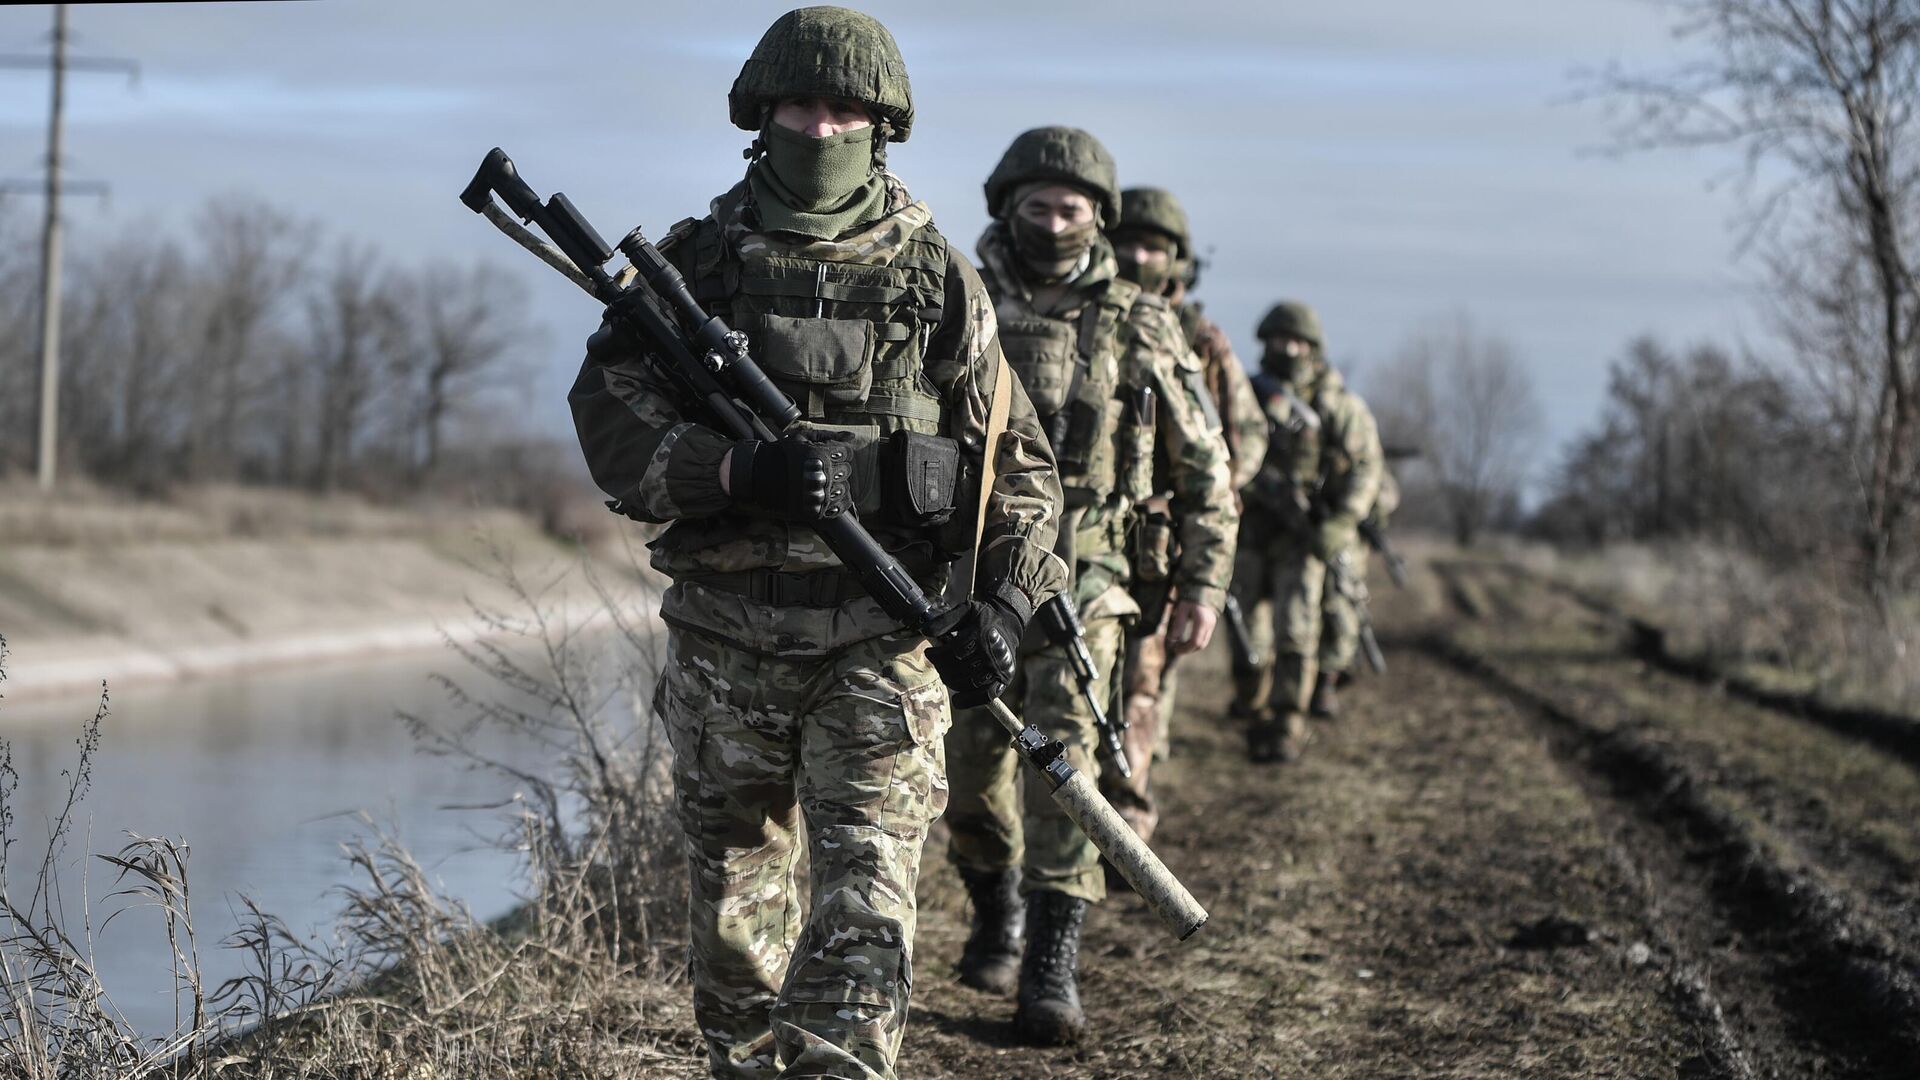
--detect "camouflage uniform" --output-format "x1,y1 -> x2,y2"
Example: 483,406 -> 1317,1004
568,11 -> 1065,1079
943,129 -> 1237,1043
1319,464 -> 1396,683
1102,187 -> 1267,840
1232,303 -> 1381,762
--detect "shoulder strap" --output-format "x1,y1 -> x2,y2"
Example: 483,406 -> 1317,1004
974,353 -> 1016,551
951,354 -> 1017,601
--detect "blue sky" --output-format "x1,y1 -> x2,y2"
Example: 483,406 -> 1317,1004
0,1 -> 1759,482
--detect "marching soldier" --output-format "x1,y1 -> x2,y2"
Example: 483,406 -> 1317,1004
1231,301 -> 1382,763
1314,461 -> 1397,717
943,128 -> 1237,1044
1103,186 -> 1268,840
568,9 -> 1067,1077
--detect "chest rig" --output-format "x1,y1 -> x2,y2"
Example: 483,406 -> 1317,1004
667,199 -> 965,547
995,278 -> 1157,508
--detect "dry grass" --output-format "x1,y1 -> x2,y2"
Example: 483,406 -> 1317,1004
0,544 -> 702,1079
1529,538 -> 1920,715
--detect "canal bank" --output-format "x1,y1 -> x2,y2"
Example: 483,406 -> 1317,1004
0,484 -> 650,701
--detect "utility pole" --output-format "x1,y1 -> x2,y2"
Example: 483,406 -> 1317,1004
0,5 -> 135,490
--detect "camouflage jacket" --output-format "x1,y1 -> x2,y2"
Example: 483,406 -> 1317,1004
1246,365 -> 1382,553
975,225 -> 1237,611
568,175 -> 1068,655
1178,301 -> 1267,494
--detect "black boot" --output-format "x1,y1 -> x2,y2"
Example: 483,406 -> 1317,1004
1014,890 -> 1089,1045
958,868 -> 1023,995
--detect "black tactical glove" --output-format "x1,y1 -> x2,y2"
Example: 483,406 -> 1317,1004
927,585 -> 1032,709
728,429 -> 855,521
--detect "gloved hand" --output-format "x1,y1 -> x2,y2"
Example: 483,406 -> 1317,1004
927,587 -> 1031,708
728,429 -> 855,521
1311,519 -> 1355,563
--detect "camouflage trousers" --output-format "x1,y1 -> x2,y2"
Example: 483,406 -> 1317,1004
1227,535 -> 1324,720
1101,603 -> 1181,842
1319,542 -> 1371,676
659,625 -> 951,1080
945,584 -> 1132,904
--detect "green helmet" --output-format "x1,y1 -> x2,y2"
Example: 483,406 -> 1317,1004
729,7 -> 915,142
984,126 -> 1120,226
1258,301 -> 1323,346
1116,187 -> 1190,258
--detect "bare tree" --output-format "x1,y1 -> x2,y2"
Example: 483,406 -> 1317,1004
388,262 -> 531,477
1375,314 -> 1542,546
59,232 -> 197,491
186,198 -> 311,479
306,242 -> 397,492
1533,335 -> 1839,554
1589,0 -> 1920,595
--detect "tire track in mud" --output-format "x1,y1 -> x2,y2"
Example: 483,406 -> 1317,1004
1421,630 -> 1920,1078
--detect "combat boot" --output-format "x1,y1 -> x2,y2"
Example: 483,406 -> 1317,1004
1310,672 -> 1341,720
957,867 -> 1024,995
1013,890 -> 1089,1045
1248,711 -> 1312,764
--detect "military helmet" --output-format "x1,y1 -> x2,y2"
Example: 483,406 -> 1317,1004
984,126 -> 1120,225
729,7 -> 915,142
1258,301 -> 1323,346
1116,187 -> 1190,258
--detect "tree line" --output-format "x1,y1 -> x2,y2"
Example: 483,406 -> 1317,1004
0,199 -> 539,495
1566,0 -> 1920,601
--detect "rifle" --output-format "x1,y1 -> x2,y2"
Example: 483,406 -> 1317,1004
1222,593 -> 1261,671
460,149 -> 1205,939
1326,551 -> 1386,675
1038,593 -> 1131,779
1358,518 -> 1409,590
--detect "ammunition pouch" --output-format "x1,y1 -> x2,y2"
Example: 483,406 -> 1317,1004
1130,496 -> 1176,584
880,429 -> 960,527
735,313 -> 874,412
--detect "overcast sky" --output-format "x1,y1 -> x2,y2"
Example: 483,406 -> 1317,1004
0,0 -> 1759,485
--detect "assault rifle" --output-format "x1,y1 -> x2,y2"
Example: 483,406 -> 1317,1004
1326,551 -> 1386,675
460,149 -> 1203,939
1038,593 -> 1130,779
1359,519 -> 1408,589
1222,593 -> 1260,671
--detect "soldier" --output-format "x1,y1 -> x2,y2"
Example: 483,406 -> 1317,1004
1313,461 -> 1396,718
1103,186 -> 1268,840
943,127 -> 1237,1044
1231,302 -> 1382,763
567,10 -> 1067,1079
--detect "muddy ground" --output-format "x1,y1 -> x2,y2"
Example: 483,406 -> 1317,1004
634,552 -> 1920,1078
893,554 -> 1920,1079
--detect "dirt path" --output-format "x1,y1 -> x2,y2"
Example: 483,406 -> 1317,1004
895,557 -> 1920,1079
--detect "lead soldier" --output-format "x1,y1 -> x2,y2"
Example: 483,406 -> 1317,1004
568,9 -> 1066,1078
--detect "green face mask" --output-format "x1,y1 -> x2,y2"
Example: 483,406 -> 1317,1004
1011,216 -> 1097,280
1262,343 -> 1320,387
761,122 -> 878,211
1117,251 -> 1174,295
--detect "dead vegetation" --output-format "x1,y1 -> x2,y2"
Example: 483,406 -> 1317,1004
0,551 -> 702,1079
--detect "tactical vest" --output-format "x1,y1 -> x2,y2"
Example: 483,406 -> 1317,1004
1252,371 -> 1325,496
995,278 -> 1157,509
665,195 -> 967,548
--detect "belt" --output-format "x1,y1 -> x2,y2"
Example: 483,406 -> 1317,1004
690,568 -> 873,607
